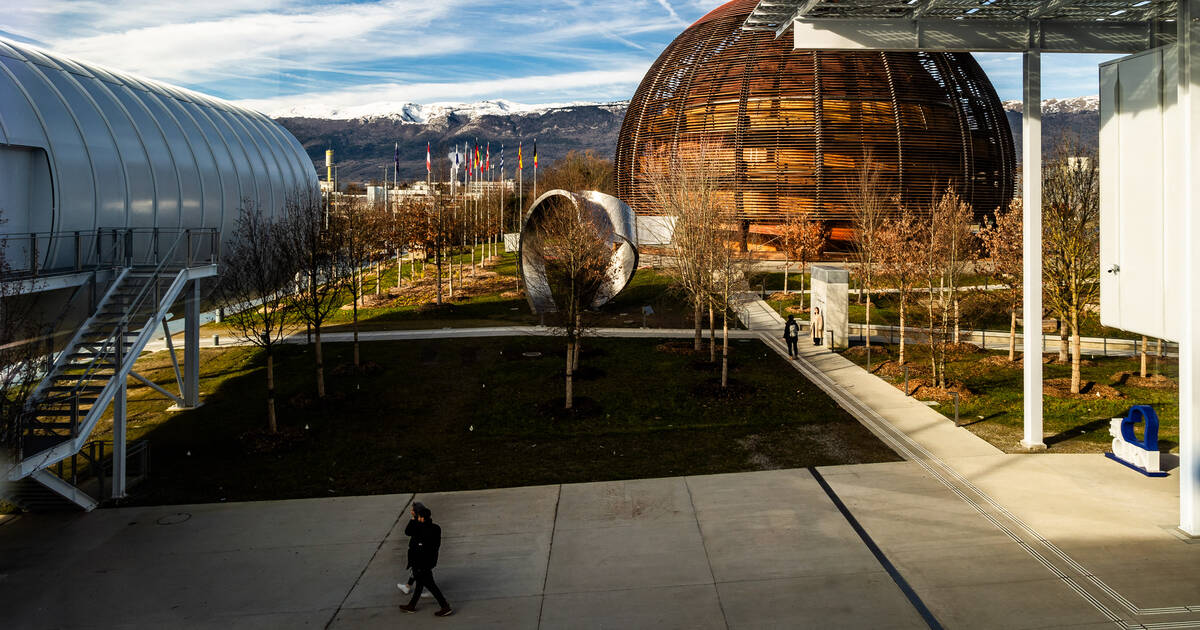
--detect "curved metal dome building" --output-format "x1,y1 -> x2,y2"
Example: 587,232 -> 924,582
614,0 -> 1015,235
0,37 -> 316,269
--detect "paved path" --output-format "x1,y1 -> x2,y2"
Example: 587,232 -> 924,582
5,303 -> 1200,628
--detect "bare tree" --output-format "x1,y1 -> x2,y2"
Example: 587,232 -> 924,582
850,155 -> 893,349
709,228 -> 750,388
342,197 -> 385,367
0,220 -> 51,464
922,186 -> 973,388
1042,143 -> 1100,394
284,187 -> 348,399
878,205 -> 922,366
526,196 -> 611,409
794,211 -> 827,313
540,150 -> 616,195
642,138 -> 725,351
215,202 -> 296,433
980,198 -> 1024,361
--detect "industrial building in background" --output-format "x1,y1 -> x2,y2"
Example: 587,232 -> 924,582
614,0 -> 1015,245
0,37 -> 317,510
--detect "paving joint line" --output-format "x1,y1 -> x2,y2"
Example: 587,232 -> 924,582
536,484 -> 562,630
323,494 -> 413,630
683,475 -> 730,630
756,331 -> 1200,628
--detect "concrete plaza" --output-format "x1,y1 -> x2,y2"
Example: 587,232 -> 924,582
2,300 -> 1199,628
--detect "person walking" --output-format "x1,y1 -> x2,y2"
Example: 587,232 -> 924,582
397,502 -> 426,596
783,314 -> 800,359
811,307 -> 824,346
399,504 -> 453,617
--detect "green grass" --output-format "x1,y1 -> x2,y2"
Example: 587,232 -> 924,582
90,337 -> 900,506
839,342 -> 1179,454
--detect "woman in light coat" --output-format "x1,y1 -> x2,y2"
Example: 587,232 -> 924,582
811,307 -> 824,346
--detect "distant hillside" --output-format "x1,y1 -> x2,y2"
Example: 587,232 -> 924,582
276,97 -> 1099,183
275,101 -> 628,184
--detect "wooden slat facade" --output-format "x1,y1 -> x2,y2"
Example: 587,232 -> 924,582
614,0 -> 1016,228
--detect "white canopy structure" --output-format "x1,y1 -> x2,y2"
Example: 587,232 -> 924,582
744,0 -> 1200,536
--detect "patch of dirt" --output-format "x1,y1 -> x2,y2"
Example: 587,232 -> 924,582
844,345 -> 889,358
538,396 -> 602,420
869,360 -> 923,378
240,426 -> 306,454
1043,377 -> 1124,400
656,341 -> 703,356
784,305 -> 808,314
330,360 -> 382,376
945,342 -> 985,357
692,378 -> 757,401
735,434 -> 780,470
980,355 -> 1020,368
895,378 -> 972,403
1110,371 -> 1178,390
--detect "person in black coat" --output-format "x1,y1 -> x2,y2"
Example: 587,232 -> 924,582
397,502 -> 425,595
399,504 -> 453,617
783,314 -> 800,359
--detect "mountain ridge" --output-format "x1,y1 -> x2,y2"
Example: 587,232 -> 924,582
276,97 -> 1099,183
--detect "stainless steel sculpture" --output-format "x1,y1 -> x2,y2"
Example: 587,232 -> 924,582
519,190 -> 639,314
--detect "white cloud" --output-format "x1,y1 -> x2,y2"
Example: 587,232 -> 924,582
235,64 -> 653,117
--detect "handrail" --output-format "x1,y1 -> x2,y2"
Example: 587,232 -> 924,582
0,227 -> 218,281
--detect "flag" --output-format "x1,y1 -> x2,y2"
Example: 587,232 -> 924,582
486,142 -> 490,172
425,142 -> 430,174
533,139 -> 538,171
394,143 -> 400,175
499,145 -> 504,172
518,143 -> 523,170
475,143 -> 481,176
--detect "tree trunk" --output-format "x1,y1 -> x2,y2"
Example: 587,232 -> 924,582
800,264 -> 806,312
1157,337 -> 1164,358
266,349 -> 277,433
1008,309 -> 1017,362
865,288 -> 871,349
435,248 -> 443,305
573,314 -> 582,372
315,327 -> 325,398
783,258 -> 789,294
375,260 -> 381,295
1070,309 -> 1082,394
898,290 -> 906,366
565,341 -> 574,410
1058,321 -> 1068,363
927,280 -> 937,385
721,315 -> 729,389
709,304 -> 716,363
952,297 -> 959,344
1141,335 -> 1148,378
693,299 -> 702,351
396,252 -> 403,289
352,289 -> 361,367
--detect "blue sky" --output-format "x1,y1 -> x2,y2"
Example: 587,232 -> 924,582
4,0 -> 1116,116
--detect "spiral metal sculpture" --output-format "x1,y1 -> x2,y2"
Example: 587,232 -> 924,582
519,190 -> 638,314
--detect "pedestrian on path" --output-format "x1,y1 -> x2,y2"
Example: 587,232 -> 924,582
811,307 -> 824,346
399,504 -> 453,617
783,314 -> 800,359
397,502 -> 426,596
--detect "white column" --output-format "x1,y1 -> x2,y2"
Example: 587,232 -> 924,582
1178,0 -> 1200,535
1021,49 -> 1046,450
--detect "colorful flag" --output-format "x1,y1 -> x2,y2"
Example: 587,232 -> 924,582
533,139 -> 538,171
425,142 -> 430,174
395,143 -> 400,175
486,142 -> 490,172
518,143 -> 523,170
499,145 -> 504,172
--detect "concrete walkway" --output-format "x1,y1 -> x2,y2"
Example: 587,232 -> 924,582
4,303 -> 1200,628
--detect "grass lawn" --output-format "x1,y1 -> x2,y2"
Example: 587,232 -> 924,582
209,248 -> 699,335
838,342 -> 1179,454
91,336 -> 899,506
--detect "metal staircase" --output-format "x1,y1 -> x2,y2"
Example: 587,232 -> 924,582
3,228 -> 218,511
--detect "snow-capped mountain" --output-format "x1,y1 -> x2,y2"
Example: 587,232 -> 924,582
267,99 -> 630,123
1002,95 -> 1098,115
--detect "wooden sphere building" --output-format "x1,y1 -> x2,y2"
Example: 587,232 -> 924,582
614,0 -> 1016,241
